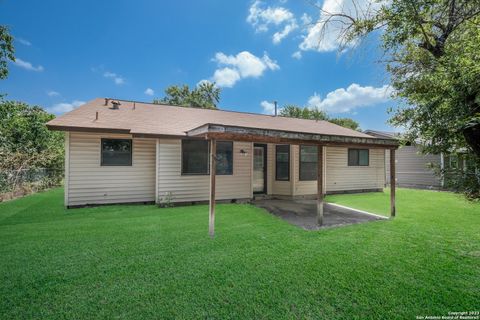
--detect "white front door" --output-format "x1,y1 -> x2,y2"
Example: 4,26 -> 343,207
253,145 -> 266,193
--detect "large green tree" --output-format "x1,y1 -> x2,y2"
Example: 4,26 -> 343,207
312,0 -> 480,156
0,100 -> 64,172
280,104 -> 360,130
154,82 -> 220,109
329,117 -> 361,131
0,25 -> 15,80
280,104 -> 329,120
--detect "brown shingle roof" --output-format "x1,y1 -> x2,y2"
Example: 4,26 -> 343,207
47,98 -> 377,139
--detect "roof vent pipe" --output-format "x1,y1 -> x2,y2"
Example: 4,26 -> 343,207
111,100 -> 121,110
274,101 -> 278,116
104,98 -> 110,106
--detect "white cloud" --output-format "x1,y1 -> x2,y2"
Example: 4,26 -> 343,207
17,38 -> 32,46
144,88 -> 155,96
299,0 -> 382,52
48,100 -> 85,115
247,0 -> 293,30
47,90 -> 60,97
292,51 -> 302,59
247,0 -> 297,44
211,51 -> 279,87
214,51 -> 279,77
13,58 -> 44,72
273,22 -> 298,44
212,68 -> 241,88
103,71 -> 125,85
307,83 -> 393,113
301,13 -> 312,25
260,100 -> 277,114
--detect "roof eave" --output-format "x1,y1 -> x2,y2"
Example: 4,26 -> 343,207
46,124 -> 131,135
187,123 -> 399,149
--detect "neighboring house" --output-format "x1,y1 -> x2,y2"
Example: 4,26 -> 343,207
47,98 -> 398,208
364,130 -> 443,189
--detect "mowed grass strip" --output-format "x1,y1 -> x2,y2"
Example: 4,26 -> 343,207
0,188 -> 479,319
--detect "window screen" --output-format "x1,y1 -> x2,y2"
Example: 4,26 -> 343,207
276,145 -> 290,181
348,149 -> 369,166
181,140 -> 234,175
182,140 -> 209,174
300,145 -> 318,181
216,141 -> 233,175
101,139 -> 132,166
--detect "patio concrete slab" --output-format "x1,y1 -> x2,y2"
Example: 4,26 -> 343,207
253,199 -> 387,230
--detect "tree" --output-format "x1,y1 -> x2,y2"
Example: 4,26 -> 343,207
310,0 -> 480,155
280,104 -> 328,120
0,100 -> 64,193
0,100 -> 64,171
311,0 -> 480,197
280,104 -> 360,130
154,82 -> 220,109
329,117 -> 360,131
0,25 -> 15,80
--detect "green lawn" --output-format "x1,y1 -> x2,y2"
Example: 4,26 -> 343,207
0,188 -> 479,319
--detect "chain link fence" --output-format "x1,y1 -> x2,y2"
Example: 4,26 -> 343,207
0,168 -> 63,201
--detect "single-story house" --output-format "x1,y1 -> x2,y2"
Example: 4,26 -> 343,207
47,98 -> 399,233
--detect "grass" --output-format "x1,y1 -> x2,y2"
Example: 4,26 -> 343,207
0,188 -> 479,319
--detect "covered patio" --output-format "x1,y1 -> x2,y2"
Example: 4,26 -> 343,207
253,199 -> 387,230
187,123 -> 399,237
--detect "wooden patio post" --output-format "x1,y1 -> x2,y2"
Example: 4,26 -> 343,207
317,145 -> 324,226
209,139 -> 216,237
390,148 -> 396,218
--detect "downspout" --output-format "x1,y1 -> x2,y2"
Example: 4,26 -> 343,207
64,132 -> 70,208
155,139 -> 159,204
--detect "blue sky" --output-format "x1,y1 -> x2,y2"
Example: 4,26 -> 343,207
1,0 -> 396,131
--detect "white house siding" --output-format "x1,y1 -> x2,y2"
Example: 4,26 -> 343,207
267,144 -> 293,195
267,144 -> 383,196
66,135 -> 387,206
67,132 -> 156,206
326,147 -> 385,191
266,144 -> 273,195
157,139 -> 252,203
291,146 -> 384,195
385,145 -> 441,188
292,145 -> 326,196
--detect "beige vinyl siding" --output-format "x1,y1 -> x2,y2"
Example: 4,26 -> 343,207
266,144 -> 273,195
157,139 -> 252,203
65,133 -> 389,207
386,145 -> 441,187
67,132 -> 156,206
326,147 -> 385,191
268,144 -> 293,195
292,146 -> 383,195
268,145 -> 384,196
64,132 -> 70,207
293,145 -> 326,196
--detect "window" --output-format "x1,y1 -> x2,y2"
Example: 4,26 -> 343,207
216,141 -> 233,175
182,140 -> 209,174
276,145 -> 290,181
101,139 -> 132,166
300,145 -> 318,181
181,140 -> 234,175
348,149 -> 369,166
449,155 -> 459,169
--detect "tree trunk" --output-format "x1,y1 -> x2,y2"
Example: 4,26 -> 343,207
463,123 -> 480,158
